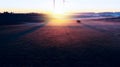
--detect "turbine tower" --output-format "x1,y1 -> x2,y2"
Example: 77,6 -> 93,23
63,0 -> 65,5
53,0 -> 65,8
53,0 -> 55,8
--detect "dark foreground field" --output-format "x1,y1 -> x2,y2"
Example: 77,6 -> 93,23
0,19 -> 120,67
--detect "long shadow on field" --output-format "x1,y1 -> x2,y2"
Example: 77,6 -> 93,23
0,23 -> 47,45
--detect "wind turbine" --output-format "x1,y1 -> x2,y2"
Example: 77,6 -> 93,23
53,0 -> 55,8
63,0 -> 65,5
53,0 -> 65,8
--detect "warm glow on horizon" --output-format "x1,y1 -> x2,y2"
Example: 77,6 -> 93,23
48,17 -> 69,26
50,7 -> 68,19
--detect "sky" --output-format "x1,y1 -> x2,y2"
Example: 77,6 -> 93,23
0,0 -> 120,13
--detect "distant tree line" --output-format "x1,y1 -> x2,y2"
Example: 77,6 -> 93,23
0,12 -> 49,25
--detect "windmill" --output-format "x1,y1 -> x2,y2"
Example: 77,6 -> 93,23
53,0 -> 55,8
63,0 -> 65,5
53,0 -> 65,8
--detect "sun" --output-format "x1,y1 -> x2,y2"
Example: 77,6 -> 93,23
49,7 -> 68,24
53,8 -> 65,15
51,7 -> 67,19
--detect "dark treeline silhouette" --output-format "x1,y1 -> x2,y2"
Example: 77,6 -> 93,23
94,17 -> 120,22
0,12 -> 49,25
71,12 -> 120,18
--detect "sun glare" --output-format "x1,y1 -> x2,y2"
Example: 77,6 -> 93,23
53,8 -> 65,14
49,8 -> 69,25
51,7 -> 67,19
